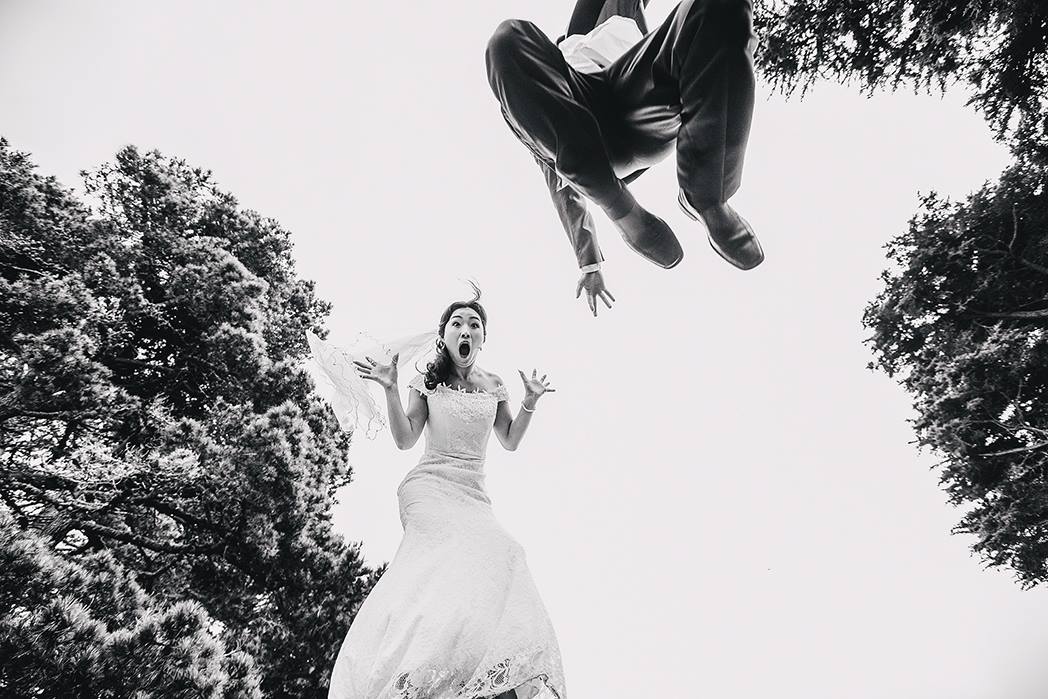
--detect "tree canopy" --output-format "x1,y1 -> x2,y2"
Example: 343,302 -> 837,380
864,130 -> 1048,587
755,0 -> 1048,135
0,140 -> 377,695
0,517 -> 260,698
754,0 -> 1048,585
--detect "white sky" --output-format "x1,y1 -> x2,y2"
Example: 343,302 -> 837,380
3,1 -> 1047,697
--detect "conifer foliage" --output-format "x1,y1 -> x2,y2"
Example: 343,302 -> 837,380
0,517 -> 260,697
0,140 -> 376,695
756,0 -> 1047,134
756,0 -> 1048,585
864,130 -> 1048,587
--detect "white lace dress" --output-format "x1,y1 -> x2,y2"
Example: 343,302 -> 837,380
327,374 -> 566,699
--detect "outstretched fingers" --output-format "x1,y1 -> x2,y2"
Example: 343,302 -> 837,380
354,355 -> 392,384
539,371 -> 555,393
518,369 -> 556,394
353,362 -> 378,384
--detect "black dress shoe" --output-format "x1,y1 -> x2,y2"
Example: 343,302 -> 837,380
609,202 -> 684,269
678,191 -> 764,270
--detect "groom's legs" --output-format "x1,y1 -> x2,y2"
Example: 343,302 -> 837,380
485,20 -> 634,219
674,0 -> 756,208
605,0 -> 757,208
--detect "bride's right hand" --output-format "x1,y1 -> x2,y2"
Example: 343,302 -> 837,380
353,354 -> 399,389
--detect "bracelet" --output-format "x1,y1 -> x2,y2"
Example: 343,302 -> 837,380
521,403 -> 536,413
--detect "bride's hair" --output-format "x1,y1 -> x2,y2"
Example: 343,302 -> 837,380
423,282 -> 487,391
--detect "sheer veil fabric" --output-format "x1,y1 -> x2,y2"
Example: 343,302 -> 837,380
306,330 -> 437,438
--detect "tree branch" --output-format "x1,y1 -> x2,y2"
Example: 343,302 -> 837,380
0,261 -> 47,278
1008,203 -> 1021,252
1017,257 -> 1048,276
136,497 -> 227,534
74,519 -> 216,554
51,419 -> 77,459
102,356 -> 175,373
0,489 -> 30,527
982,440 -> 1048,457
10,410 -> 79,419
971,309 -> 1048,319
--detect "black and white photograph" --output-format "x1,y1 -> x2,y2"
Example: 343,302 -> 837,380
1,0 -> 1047,697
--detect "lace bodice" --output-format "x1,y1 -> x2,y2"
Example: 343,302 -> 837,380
408,374 -> 508,463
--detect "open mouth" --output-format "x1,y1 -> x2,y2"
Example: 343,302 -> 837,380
457,342 -> 471,359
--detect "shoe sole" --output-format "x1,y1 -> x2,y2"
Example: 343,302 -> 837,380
678,191 -> 764,271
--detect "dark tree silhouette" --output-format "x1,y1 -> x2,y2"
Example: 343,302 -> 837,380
754,0 -> 1048,585
0,140 -> 378,695
755,0 -> 1047,134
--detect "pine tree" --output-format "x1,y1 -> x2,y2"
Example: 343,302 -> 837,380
0,517 -> 260,698
864,126 -> 1048,587
755,0 -> 1047,134
0,140 -> 377,694
754,0 -> 1048,584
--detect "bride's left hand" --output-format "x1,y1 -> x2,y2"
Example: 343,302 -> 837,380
518,369 -> 555,406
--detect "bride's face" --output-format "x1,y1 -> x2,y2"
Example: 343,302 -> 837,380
443,308 -> 485,368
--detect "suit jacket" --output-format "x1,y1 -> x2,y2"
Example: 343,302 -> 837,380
542,0 -> 649,269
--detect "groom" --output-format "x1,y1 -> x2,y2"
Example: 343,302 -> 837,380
486,0 -> 762,315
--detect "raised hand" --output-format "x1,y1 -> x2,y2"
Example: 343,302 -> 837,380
353,354 -> 399,389
518,369 -> 556,406
575,270 -> 615,317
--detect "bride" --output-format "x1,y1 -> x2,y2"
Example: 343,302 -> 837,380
320,289 -> 565,699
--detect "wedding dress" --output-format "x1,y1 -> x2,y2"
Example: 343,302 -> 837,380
327,374 -> 565,699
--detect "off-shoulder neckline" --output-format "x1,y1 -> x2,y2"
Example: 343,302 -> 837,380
409,375 -> 506,398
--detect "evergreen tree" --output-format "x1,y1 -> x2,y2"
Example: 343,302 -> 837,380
0,140 -> 377,695
864,127 -> 1048,587
0,517 -> 260,698
754,0 -> 1048,584
755,0 -> 1047,134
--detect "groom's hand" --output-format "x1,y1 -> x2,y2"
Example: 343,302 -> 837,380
575,271 -> 615,317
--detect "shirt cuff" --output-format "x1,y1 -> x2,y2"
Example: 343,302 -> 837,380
580,262 -> 602,274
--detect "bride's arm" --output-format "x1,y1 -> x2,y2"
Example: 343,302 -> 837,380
384,385 -> 428,450
353,353 -> 428,449
493,399 -> 536,452
492,370 -> 554,452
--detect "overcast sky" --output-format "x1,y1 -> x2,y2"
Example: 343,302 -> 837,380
3,1 -> 1047,697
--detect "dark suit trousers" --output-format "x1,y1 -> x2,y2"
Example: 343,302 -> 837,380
486,0 -> 756,213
